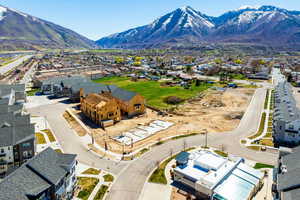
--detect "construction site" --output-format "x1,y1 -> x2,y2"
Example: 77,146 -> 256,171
63,87 -> 254,157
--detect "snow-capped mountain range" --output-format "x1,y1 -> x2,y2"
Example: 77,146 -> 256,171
97,5 -> 300,48
0,5 -> 95,50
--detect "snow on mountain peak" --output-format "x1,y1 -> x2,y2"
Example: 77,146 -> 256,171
237,5 -> 260,10
0,6 -> 7,21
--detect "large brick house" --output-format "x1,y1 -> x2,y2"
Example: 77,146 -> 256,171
80,87 -> 145,127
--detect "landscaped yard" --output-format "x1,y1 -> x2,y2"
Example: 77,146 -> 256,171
35,132 -> 46,144
148,155 -> 176,184
253,163 -> 274,169
54,149 -> 63,153
214,150 -> 228,157
26,88 -> 40,96
42,129 -> 56,142
82,168 -> 101,175
103,174 -> 114,182
148,148 -> 196,184
77,177 -> 99,200
259,138 -> 274,147
93,185 -> 108,200
93,76 -> 211,109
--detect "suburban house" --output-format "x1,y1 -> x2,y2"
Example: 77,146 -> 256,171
38,75 -> 90,95
80,87 -> 145,127
273,147 -> 300,199
81,93 -> 121,127
273,81 -> 300,147
0,147 -> 77,200
0,84 -> 35,177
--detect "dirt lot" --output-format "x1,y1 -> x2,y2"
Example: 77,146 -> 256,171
68,88 -> 254,155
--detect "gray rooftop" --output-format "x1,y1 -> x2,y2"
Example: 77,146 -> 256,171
111,87 -> 137,102
277,147 -> 300,199
273,81 -> 300,123
0,147 -> 76,200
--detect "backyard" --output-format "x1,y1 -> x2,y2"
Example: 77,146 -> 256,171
93,76 -> 211,109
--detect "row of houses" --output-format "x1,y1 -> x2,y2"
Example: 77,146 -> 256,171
0,84 -> 78,200
0,84 -> 35,177
273,81 -> 300,147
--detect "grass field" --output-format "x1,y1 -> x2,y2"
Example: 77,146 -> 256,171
93,76 -> 211,109
77,177 -> 99,200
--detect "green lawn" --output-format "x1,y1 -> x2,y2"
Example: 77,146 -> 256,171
103,174 -> 114,182
77,177 -> 99,200
93,77 -> 211,109
35,132 -> 46,144
82,168 -> 101,175
93,185 -> 109,200
148,148 -> 195,185
253,163 -> 274,169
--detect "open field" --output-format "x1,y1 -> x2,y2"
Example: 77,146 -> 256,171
93,76 -> 211,109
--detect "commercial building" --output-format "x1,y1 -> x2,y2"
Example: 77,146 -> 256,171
273,147 -> 300,200
273,81 -> 300,147
0,147 -> 77,200
0,84 -> 35,177
173,150 -> 264,200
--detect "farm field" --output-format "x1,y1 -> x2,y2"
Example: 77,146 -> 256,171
93,76 -> 211,109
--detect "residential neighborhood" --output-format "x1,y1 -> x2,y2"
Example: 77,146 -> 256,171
1,1 -> 300,200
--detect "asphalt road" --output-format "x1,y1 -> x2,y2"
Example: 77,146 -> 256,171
28,86 -> 277,200
106,87 -> 277,200
0,55 -> 32,75
28,100 -> 128,175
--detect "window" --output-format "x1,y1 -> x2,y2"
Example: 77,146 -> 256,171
22,143 -> 31,148
134,104 -> 141,110
0,149 -> 3,153
23,151 -> 28,158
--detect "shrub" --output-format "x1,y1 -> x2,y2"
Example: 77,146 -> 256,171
163,96 -> 184,105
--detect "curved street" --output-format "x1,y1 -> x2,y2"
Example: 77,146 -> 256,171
27,86 -> 277,200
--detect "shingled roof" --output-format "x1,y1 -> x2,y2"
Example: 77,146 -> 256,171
111,87 -> 137,102
0,148 -> 76,200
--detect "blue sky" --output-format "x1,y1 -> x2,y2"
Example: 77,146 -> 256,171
0,0 -> 300,40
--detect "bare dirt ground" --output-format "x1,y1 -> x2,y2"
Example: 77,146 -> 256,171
67,88 -> 254,155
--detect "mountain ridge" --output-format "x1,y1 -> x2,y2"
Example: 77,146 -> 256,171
0,5 -> 96,50
97,5 -> 300,49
